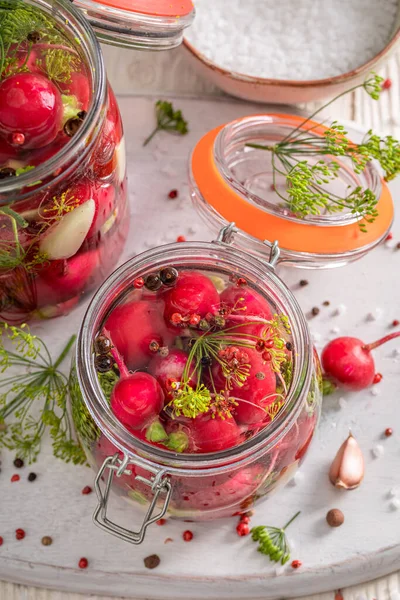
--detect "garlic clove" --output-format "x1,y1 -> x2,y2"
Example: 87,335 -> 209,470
39,199 -> 95,260
329,432 -> 364,490
115,136 -> 126,184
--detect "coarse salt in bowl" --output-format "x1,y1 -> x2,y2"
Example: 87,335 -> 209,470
184,0 -> 400,103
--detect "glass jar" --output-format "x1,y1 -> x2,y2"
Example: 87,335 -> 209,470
72,0 -> 195,49
190,114 -> 394,269
70,234 -> 322,544
0,0 -> 128,323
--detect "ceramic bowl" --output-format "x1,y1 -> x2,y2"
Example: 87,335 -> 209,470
183,8 -> 400,104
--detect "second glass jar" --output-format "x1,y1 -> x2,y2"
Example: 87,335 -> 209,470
0,0 -> 128,323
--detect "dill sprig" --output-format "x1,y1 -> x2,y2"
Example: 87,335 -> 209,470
0,1 -> 65,78
0,210 -> 48,272
143,100 -> 188,146
168,316 -> 290,420
0,323 -> 85,464
251,510 -> 301,565
36,48 -> 80,86
247,73 -> 399,231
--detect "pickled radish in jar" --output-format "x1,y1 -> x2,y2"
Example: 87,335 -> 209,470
0,0 -> 128,324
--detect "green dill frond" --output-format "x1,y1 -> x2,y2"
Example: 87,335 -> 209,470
37,48 -> 80,85
244,71 -> 399,231
171,383 -> 211,419
143,100 -> 189,146
0,324 -> 85,464
251,511 -> 301,564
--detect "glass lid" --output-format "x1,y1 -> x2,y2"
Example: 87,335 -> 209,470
190,114 -> 394,269
73,0 -> 195,49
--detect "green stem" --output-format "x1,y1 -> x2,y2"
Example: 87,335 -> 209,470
283,510 -> 301,530
53,334 -> 76,370
143,126 -> 159,147
246,143 -> 276,151
279,82 -> 365,145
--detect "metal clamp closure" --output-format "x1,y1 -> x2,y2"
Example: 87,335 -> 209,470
93,453 -> 172,545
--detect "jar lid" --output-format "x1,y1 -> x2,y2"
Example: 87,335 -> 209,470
74,0 -> 195,49
190,115 -> 394,269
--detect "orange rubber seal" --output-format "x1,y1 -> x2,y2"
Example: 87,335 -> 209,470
191,116 -> 394,255
93,0 -> 194,17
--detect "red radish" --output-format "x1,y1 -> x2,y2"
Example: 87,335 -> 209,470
105,299 -> 175,370
0,136 -> 22,165
111,372 -> 164,432
148,348 -> 198,401
35,249 -> 99,306
177,465 -> 262,511
163,270 -> 220,326
29,134 -> 69,166
276,414 -> 316,469
220,285 -> 273,323
185,413 -> 241,453
59,71 -> 91,111
211,348 -> 277,425
321,332 -> 400,390
220,285 -> 274,338
0,73 -> 63,149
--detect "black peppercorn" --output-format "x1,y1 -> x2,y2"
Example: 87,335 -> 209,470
64,116 -> 84,137
95,354 -> 112,373
299,279 -> 309,287
285,342 -> 293,351
28,472 -> 37,482
0,167 -> 16,179
27,31 -> 41,43
311,307 -> 320,316
160,267 -> 178,287
149,340 -> 160,353
13,458 -> 24,469
144,273 -> 162,291
200,356 -> 212,367
94,335 -> 111,355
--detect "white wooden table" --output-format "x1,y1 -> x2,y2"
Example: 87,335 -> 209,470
1,43 -> 400,600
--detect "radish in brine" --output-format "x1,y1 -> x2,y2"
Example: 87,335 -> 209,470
148,348 -> 198,401
111,372 -> 165,433
0,73 -> 63,149
59,71 -> 91,112
105,299 -> 175,370
184,413 -> 241,453
176,464 -> 263,512
35,249 -> 99,306
211,347 -> 277,425
163,270 -> 220,327
322,331 -> 400,390
220,284 -> 274,336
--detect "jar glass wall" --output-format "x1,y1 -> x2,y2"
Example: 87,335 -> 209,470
0,0 -> 128,323
69,242 -> 322,534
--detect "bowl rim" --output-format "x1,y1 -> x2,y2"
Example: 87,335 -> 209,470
183,20 -> 400,88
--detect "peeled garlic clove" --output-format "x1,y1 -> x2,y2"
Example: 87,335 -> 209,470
39,199 -> 95,260
329,432 -> 364,490
115,136 -> 126,184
